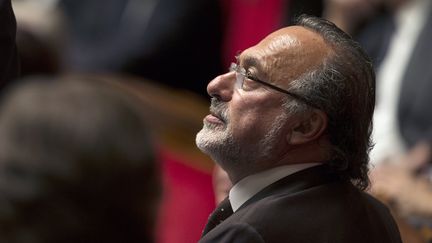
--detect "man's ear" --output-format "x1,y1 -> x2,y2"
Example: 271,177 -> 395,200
286,110 -> 328,145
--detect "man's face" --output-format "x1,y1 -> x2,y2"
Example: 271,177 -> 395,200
196,26 -> 329,180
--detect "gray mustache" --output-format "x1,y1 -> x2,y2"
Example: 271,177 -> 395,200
210,98 -> 229,122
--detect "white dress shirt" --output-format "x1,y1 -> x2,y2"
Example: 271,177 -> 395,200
228,163 -> 320,212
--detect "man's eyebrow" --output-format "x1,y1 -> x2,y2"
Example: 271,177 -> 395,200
237,54 -> 261,68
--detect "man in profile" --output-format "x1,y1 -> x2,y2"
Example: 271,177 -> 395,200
196,15 -> 402,243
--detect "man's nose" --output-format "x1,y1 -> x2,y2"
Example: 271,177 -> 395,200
207,72 -> 235,101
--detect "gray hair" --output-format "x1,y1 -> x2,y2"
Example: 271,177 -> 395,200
282,15 -> 375,190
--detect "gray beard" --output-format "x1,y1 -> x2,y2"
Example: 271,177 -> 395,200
195,112 -> 288,172
195,121 -> 238,164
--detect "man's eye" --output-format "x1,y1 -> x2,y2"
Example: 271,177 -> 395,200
242,76 -> 260,91
240,67 -> 261,91
245,69 -> 258,81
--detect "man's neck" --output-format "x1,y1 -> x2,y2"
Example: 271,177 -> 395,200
220,138 -> 331,184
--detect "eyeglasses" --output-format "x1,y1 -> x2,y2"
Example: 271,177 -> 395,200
229,62 -> 317,108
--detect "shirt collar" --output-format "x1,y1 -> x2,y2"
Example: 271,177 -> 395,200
228,163 -> 320,212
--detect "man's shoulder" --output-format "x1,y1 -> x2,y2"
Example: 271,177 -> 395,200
218,180 -> 401,243
241,179 -> 395,221
235,179 -> 366,221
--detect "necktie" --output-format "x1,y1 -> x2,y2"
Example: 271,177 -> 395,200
201,197 -> 233,236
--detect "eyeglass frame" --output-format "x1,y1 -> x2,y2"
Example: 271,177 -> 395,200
229,62 -> 318,109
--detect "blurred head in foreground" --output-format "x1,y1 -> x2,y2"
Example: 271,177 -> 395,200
0,77 -> 160,243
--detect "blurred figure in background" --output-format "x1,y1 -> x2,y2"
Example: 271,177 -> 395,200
360,0 -> 432,166
0,77 -> 160,243
325,0 -> 432,164
0,0 -> 19,91
12,0 -> 63,78
326,0 -> 432,241
359,1 -> 432,237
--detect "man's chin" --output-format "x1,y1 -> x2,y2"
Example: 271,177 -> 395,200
195,127 -> 225,155
195,129 -> 213,154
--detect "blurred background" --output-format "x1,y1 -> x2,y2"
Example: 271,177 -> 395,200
2,0 -> 432,242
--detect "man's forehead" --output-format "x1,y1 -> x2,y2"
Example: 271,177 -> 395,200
238,26 -> 329,82
239,26 -> 328,59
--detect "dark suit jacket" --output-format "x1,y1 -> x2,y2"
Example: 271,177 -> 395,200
358,5 -> 432,148
0,0 -> 19,91
200,165 -> 402,243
